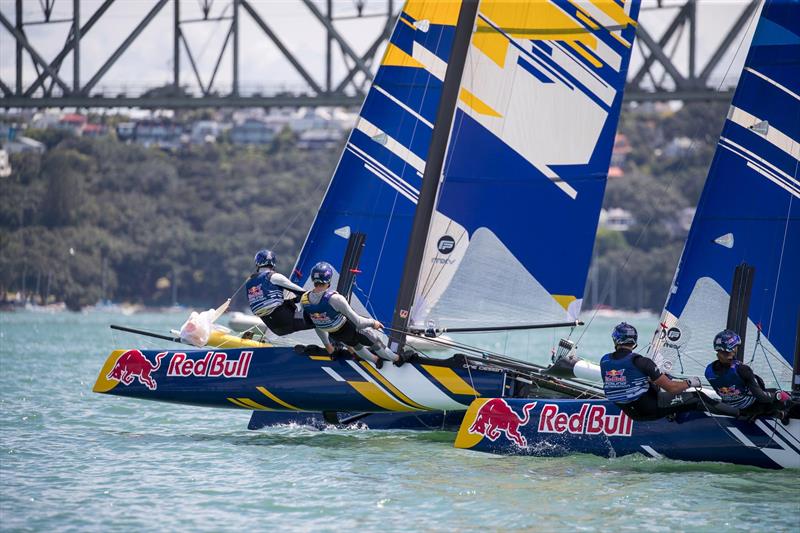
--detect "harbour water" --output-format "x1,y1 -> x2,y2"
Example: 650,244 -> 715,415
1,311 -> 798,531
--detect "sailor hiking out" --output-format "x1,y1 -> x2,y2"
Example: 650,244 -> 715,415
300,262 -> 403,368
245,249 -> 314,336
600,322 -> 737,421
705,329 -> 795,423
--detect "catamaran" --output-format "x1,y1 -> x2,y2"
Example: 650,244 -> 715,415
95,0 -> 641,427
454,0 -> 800,469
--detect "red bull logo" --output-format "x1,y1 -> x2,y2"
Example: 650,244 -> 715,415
538,403 -> 633,437
167,351 -> 252,378
248,286 -> 263,299
467,398 -> 537,447
106,350 -> 166,390
604,369 -> 626,383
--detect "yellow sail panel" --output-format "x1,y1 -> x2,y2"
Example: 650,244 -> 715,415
403,0 -> 461,26
552,294 -> 577,310
347,381 -> 415,411
459,88 -> 502,117
382,43 -> 425,69
588,0 -> 637,28
477,0 -> 598,49
472,17 -> 508,67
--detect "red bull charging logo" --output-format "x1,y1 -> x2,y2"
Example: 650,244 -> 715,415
467,398 -> 537,447
167,351 -> 252,378
106,350 -> 166,390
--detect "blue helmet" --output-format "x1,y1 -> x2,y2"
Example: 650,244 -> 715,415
612,322 -> 638,347
714,329 -> 741,352
254,249 -> 276,268
311,261 -> 334,285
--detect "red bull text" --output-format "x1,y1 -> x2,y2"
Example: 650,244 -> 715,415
167,351 -> 252,378
538,403 -> 633,437
468,398 -> 537,447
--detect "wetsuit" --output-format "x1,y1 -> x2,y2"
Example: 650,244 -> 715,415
706,360 -> 791,419
600,349 -> 734,422
246,270 -> 313,336
300,289 -> 398,364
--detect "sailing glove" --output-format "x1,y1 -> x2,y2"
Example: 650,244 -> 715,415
684,376 -> 702,388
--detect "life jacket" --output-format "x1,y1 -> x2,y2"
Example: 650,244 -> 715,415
704,360 -> 756,409
300,289 -> 346,332
600,351 -> 651,404
245,271 -> 284,316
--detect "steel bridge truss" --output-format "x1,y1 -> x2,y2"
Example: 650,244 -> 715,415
0,0 -> 760,109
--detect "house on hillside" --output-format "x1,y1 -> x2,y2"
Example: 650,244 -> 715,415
599,208 -> 635,232
57,113 -> 87,135
297,128 -> 342,150
230,118 -> 275,145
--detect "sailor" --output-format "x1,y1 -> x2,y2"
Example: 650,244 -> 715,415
600,322 -> 736,421
704,329 -> 793,421
245,249 -> 314,336
300,261 -> 402,368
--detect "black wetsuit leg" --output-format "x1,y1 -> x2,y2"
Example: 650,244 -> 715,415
618,387 -> 704,422
261,300 -> 315,336
329,321 -> 373,348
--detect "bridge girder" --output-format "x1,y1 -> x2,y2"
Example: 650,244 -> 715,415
0,0 -> 757,109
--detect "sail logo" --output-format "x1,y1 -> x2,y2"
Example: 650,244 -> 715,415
167,351 -> 252,378
538,403 -> 633,437
437,236 -> 455,255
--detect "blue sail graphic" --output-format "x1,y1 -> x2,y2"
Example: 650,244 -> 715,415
292,2 -> 465,323
412,0 -> 642,327
654,0 -> 799,383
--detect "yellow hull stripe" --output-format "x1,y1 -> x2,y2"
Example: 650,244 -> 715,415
454,398 -> 493,449
257,386 -> 301,410
227,397 -> 251,409
459,88 -> 502,117
421,365 -> 479,396
347,381 -> 413,411
309,355 -> 333,361
93,349 -> 127,393
235,398 -> 273,410
359,362 -> 428,410
207,330 -> 271,348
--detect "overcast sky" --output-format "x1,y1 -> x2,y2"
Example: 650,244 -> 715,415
0,0 -> 761,97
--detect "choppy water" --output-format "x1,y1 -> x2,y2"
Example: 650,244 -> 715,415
1,311 -> 798,532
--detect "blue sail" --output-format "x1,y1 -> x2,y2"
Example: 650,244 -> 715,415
411,0 -> 642,327
292,2 -> 466,324
654,0 -> 799,384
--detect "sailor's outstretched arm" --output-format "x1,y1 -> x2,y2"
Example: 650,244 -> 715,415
328,293 -> 375,330
270,272 -> 305,296
738,365 -> 776,403
315,328 -> 333,353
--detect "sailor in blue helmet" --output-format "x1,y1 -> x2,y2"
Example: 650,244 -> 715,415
704,329 -> 794,422
245,249 -> 314,336
300,261 -> 402,368
600,322 -> 737,421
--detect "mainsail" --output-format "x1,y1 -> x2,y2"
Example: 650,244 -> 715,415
293,1 -> 466,323
651,0 -> 799,389
294,0 -> 642,343
409,0 -> 642,329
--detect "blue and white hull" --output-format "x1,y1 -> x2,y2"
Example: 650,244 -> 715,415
455,398 -> 800,469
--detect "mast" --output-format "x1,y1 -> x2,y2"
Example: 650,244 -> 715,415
389,0 -> 479,352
